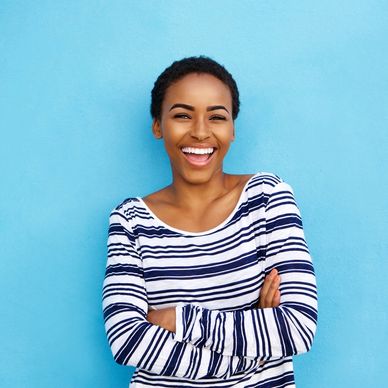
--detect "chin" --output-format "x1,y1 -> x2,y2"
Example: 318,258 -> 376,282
178,168 -> 221,185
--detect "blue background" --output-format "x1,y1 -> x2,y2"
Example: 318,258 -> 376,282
1,1 -> 387,387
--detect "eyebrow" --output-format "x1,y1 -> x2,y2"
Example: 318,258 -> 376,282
169,103 -> 194,111
169,103 -> 230,114
207,105 -> 229,114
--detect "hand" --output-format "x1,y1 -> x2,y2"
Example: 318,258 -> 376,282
146,307 -> 176,333
258,268 -> 281,308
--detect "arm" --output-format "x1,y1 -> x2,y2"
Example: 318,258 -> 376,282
172,181 -> 318,359
102,206 -> 268,378
147,268 -> 282,331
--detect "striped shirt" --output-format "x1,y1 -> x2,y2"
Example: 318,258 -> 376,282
102,172 -> 318,387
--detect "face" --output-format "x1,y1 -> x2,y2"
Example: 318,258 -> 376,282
152,73 -> 235,185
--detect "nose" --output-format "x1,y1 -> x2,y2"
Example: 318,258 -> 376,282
190,117 -> 211,141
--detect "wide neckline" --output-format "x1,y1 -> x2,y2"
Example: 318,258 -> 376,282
136,173 -> 258,236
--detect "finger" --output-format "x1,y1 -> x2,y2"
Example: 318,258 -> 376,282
259,269 -> 278,308
263,274 -> 280,307
259,269 -> 276,306
272,289 -> 281,307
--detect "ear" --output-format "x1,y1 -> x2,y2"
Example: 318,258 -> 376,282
152,119 -> 163,139
231,125 -> 235,142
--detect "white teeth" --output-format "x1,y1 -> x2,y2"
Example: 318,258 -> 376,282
181,147 -> 214,155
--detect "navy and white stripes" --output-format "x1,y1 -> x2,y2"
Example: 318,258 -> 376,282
102,172 -> 317,387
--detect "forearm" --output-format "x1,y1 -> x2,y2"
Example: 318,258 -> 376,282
173,285 -> 317,359
146,303 -> 315,361
106,305 -> 267,378
146,268 -> 282,334
146,270 -> 286,361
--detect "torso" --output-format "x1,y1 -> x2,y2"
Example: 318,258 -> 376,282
111,172 -> 298,386
142,173 -> 254,233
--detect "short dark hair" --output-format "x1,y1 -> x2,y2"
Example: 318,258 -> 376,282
150,56 -> 240,120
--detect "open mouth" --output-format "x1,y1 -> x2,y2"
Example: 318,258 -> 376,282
181,146 -> 216,165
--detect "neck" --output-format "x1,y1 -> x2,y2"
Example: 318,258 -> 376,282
169,168 -> 230,210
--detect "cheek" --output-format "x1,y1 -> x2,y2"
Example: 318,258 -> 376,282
214,126 -> 235,143
161,123 -> 190,151
163,132 -> 179,150
162,132 -> 181,159
220,142 -> 232,156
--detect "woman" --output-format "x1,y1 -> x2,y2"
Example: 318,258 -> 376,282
102,56 -> 317,387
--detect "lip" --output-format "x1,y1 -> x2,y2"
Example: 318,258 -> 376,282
181,147 -> 217,167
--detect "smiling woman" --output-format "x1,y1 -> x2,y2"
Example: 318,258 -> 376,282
151,72 -> 235,191
102,56 -> 318,387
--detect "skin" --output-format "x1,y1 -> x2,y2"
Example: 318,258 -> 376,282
144,73 -> 281,332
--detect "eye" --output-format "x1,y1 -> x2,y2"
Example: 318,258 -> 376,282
174,113 -> 191,119
210,115 -> 226,121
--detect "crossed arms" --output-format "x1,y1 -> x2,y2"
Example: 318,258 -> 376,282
102,181 -> 318,378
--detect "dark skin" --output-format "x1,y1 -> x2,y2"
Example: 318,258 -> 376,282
144,73 -> 281,332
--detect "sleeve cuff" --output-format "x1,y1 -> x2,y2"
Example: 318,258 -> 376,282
173,302 -> 185,342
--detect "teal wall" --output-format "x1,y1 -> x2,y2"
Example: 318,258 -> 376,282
1,1 -> 387,387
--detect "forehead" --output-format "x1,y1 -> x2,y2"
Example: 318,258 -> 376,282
163,73 -> 232,107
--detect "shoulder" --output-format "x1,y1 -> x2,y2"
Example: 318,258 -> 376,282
226,172 -> 281,191
244,172 -> 298,204
245,172 -> 284,191
109,197 -> 143,221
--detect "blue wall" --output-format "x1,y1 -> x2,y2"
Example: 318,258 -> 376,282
1,1 -> 387,387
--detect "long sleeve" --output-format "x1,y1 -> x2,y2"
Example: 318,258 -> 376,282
173,181 -> 318,359
102,205 -> 266,379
